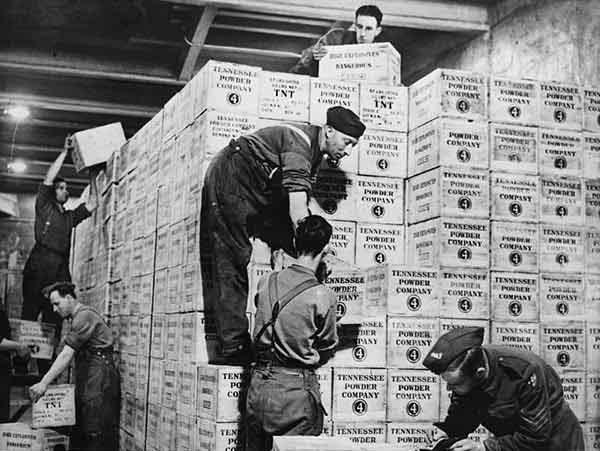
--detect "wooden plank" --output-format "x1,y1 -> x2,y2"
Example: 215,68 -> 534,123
203,44 -> 300,58
180,5 -> 218,80
211,23 -> 322,39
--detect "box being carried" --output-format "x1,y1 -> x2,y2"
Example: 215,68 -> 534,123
8,319 -> 56,360
318,43 -> 401,86
71,122 -> 126,172
32,384 -> 76,428
0,423 -> 70,451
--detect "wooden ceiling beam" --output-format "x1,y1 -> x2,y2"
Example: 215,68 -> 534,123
203,44 -> 300,59
211,23 -> 322,39
217,9 -> 334,27
180,5 -> 219,80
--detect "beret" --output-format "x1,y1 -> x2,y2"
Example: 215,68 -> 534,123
423,326 -> 484,375
326,106 -> 366,140
42,281 -> 76,299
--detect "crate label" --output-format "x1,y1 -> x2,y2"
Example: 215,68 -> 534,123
541,322 -> 585,370
585,179 -> 600,228
439,268 -> 489,319
539,225 -> 584,273
329,220 -> 356,264
333,422 -> 387,445
357,129 -> 407,178
197,365 -> 246,422
167,266 -> 183,313
150,315 -> 165,359
586,275 -> 600,317
387,317 -> 439,368
539,129 -> 583,177
177,364 -> 197,416
540,177 -> 584,225
162,361 -> 178,409
332,368 -> 387,422
490,173 -> 539,222
387,370 -> 440,422
356,223 -> 404,266
490,221 -> 538,272
440,219 -> 489,268
176,414 -> 194,451
584,88 -> 600,132
309,79 -> 360,125
491,272 -> 539,322
560,372 -> 586,420
355,176 -> 404,224
195,110 -> 260,156
587,230 -> 600,274
148,359 -> 163,405
8,320 -> 56,360
168,221 -> 185,267
196,420 -> 243,451
587,323 -> 600,374
165,314 -> 181,360
540,273 -> 584,320
332,316 -> 387,367
32,384 -> 76,428
490,77 -> 539,124
491,322 -> 540,353
539,82 -> 583,129
359,84 -> 408,131
584,133 -> 600,179
325,269 -> 366,323
386,423 -> 441,449
489,123 -> 538,174
587,374 -> 600,420
258,71 -> 310,121
309,170 -> 357,220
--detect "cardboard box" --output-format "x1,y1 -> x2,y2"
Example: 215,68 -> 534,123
588,374 -> 600,421
165,314 -> 181,361
332,422 -> 387,445
407,167 -> 489,224
540,273 -> 584,320
71,122 -> 126,172
386,422 -> 441,451
540,176 -> 584,225
539,81 -> 583,130
408,118 -> 489,176
324,268 -> 366,323
146,403 -> 160,450
329,220 -> 357,265
489,77 -> 540,125
134,400 -> 147,443
490,172 -> 539,222
32,384 -> 76,428
150,314 -> 166,359
386,370 -> 440,422
330,316 -> 387,368
182,263 -> 203,312
584,87 -> 600,132
318,43 -> 401,86
309,170 -> 357,220
387,316 -> 439,369
539,225 -> 584,273
490,221 -> 538,272
159,407 -> 177,451
0,423 -> 70,451
272,435 -> 357,451
359,83 -> 408,132
586,274 -> 600,317
162,360 -> 178,409
192,110 -> 260,156
167,266 -> 183,313
408,69 -> 488,130
196,420 -> 244,451
355,176 -> 404,224
541,321 -> 585,371
179,312 -> 218,364
176,414 -> 195,451
538,129 -> 583,177
439,268 -> 489,319
258,71 -> 310,122
153,269 -> 168,313
357,130 -> 407,178
491,271 -> 539,322
355,223 -> 404,266
585,179 -> 600,228
587,230 -> 600,274
406,218 -> 489,268
8,319 -> 56,360
191,60 -> 260,116
148,358 -> 163,405
177,363 -> 198,416
332,368 -> 387,422
491,322 -> 540,354
309,79 -> 360,125
489,123 -> 538,174
585,423 -> 600,451
365,266 -> 439,317
138,315 -> 151,357
587,322 -> 600,373
559,371 -> 586,420
196,365 -> 247,422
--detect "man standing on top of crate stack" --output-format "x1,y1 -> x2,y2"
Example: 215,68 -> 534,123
422,326 -> 584,451
21,138 -> 98,373
200,106 -> 365,365
290,4 -> 385,77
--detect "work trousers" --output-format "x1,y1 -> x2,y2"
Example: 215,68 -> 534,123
0,357 -> 9,422
547,401 -> 585,451
245,364 -> 324,451
200,139 -> 294,359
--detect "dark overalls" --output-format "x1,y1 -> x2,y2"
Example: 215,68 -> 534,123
70,308 -> 120,451
245,272 -> 325,451
200,138 -> 295,359
0,308 -> 11,422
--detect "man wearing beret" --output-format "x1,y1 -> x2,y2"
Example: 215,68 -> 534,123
29,281 -> 119,451
423,326 -> 584,451
201,106 -> 365,365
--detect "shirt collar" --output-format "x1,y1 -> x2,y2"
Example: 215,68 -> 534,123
69,303 -> 83,320
289,263 -> 317,279
480,347 -> 500,396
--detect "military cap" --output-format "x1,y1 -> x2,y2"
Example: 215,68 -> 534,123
42,281 -> 76,299
423,326 -> 484,375
326,106 -> 366,140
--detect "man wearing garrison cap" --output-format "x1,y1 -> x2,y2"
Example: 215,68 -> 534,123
422,327 -> 584,451
201,106 -> 365,365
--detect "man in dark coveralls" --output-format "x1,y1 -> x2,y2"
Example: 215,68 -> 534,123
29,281 -> 119,451
22,142 -> 98,349
200,106 -> 365,364
422,326 -> 584,451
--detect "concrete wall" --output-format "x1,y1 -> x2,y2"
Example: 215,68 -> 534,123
422,0 -> 600,86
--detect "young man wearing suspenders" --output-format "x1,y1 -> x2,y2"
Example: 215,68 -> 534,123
245,215 -> 338,451
201,106 -> 365,364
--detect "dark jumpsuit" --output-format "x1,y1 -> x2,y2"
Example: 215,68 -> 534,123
200,124 -> 324,358
0,308 -> 11,422
436,345 -> 584,451
22,184 -> 91,336
64,305 -> 120,451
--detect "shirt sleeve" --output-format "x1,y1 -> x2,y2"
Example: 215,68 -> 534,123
70,203 -> 91,228
434,392 -> 482,438
35,184 -> 54,215
289,28 -> 346,76
64,311 -> 98,351
314,287 -> 338,357
280,127 -> 315,193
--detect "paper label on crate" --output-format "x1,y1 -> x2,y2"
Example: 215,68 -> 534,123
150,315 -> 165,358
159,408 -> 177,450
357,130 -> 407,178
490,173 -> 539,222
540,225 -> 584,273
8,320 -> 56,360
585,134 -> 600,180
490,77 -> 540,124
176,414 -> 194,451
492,322 -> 540,353
356,222 -> 404,266
387,423 -> 441,449
586,276 -> 600,318
587,233 -> 600,278
310,170 -> 356,220
183,264 -> 203,312
587,374 -> 600,420
387,317 -> 439,368
155,227 -> 169,270
560,372 -> 586,419
540,177 -> 584,225
491,272 -> 538,322
328,220 -> 356,264
153,269 -> 168,313
134,401 -> 147,441
197,420 -> 244,451
355,176 -> 404,223
332,317 -> 386,367
360,84 -> 408,131
309,79 -> 360,125
440,219 -> 489,268
259,71 -> 310,121
148,359 -> 162,405
197,111 -> 260,155
584,88 -> 600,132
440,318 -> 490,342
587,323 -> 600,373
32,384 -> 76,428
167,266 -> 183,313
491,221 -> 538,272
138,315 -> 151,356
489,123 -> 538,174
325,269 -> 365,322
197,365 -> 246,422
541,322 -> 585,370
586,180 -> 600,228
539,129 -> 583,176
540,273 -> 584,320
539,82 -> 583,129
177,365 -> 197,415
333,422 -> 386,445
585,423 -> 600,451
387,370 -> 440,422
162,361 -> 178,409
332,368 -> 386,421
440,268 -> 489,319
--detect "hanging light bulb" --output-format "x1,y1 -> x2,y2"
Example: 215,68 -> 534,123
5,105 -> 30,121
7,159 -> 27,173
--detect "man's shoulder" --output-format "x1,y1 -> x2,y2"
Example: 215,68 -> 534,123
486,345 -> 542,380
72,307 -> 101,326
